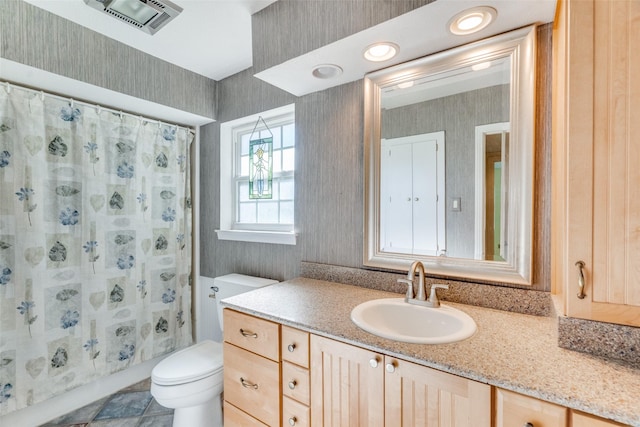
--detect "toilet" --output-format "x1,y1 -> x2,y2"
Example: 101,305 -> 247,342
150,274 -> 278,427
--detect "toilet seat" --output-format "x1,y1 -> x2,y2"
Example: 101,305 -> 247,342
152,340 -> 223,386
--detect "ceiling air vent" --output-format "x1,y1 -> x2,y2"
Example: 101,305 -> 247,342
83,0 -> 183,35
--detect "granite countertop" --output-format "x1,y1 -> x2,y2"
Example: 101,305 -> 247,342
221,277 -> 640,426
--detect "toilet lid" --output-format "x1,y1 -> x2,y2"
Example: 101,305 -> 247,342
152,340 -> 223,385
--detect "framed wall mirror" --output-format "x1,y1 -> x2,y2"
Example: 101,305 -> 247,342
364,26 -> 536,285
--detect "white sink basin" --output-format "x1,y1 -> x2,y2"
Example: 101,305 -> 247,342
350,298 -> 477,344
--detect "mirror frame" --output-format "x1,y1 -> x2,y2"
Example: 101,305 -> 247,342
363,26 -> 536,285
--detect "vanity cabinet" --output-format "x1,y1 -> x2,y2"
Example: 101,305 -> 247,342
282,326 -> 311,427
223,309 -> 281,426
571,411 -> 627,427
494,388 -> 567,427
310,334 -> 491,426
385,356 -> 491,426
553,0 -> 640,326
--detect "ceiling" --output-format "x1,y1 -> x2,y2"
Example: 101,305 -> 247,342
22,0 -> 278,81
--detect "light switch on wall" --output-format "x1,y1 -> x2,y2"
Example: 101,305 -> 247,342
452,197 -> 461,212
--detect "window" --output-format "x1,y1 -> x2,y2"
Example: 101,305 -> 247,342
217,104 -> 296,245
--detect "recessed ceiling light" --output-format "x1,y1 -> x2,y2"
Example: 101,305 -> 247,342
448,7 -> 496,36
363,42 -> 399,62
312,64 -> 343,79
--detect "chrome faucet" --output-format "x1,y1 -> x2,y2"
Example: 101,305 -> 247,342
397,261 -> 449,308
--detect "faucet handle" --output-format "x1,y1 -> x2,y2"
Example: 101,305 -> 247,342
397,279 -> 414,299
428,284 -> 449,307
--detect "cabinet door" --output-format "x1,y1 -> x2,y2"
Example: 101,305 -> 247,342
572,411 -> 627,427
495,388 -> 567,427
310,334 -> 384,427
385,357 -> 490,427
553,0 -> 640,326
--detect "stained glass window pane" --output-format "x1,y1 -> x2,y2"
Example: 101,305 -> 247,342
249,137 -> 273,199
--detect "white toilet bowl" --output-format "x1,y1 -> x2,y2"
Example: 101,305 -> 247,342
151,274 -> 279,427
151,340 -> 224,427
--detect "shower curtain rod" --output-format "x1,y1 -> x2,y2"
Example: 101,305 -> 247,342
2,80 -> 195,135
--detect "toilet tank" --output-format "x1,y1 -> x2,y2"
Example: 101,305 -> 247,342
213,274 -> 278,330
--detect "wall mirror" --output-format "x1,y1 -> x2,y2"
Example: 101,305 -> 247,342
364,26 -> 536,285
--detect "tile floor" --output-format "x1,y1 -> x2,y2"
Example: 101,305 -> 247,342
40,378 -> 173,427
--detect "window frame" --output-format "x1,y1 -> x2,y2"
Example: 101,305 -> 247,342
216,104 -> 296,245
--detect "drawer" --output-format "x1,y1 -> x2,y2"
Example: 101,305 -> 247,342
224,401 -> 269,427
282,396 -> 310,427
281,326 -> 309,368
224,309 -> 280,361
495,388 -> 567,427
282,361 -> 310,405
224,343 -> 281,426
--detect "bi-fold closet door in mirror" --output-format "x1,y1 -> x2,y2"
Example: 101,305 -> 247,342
380,131 -> 445,256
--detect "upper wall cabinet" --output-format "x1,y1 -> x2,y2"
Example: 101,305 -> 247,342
553,0 -> 640,327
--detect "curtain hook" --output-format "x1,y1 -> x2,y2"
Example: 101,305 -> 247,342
40,91 -> 45,101
96,105 -> 102,114
5,82 -> 11,94
70,98 -> 74,108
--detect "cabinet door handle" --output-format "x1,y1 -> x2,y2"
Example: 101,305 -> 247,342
239,328 -> 258,338
524,423 -> 534,427
369,357 -> 380,368
288,380 -> 297,390
287,343 -> 296,352
239,377 -> 259,390
385,362 -> 396,373
289,417 -> 297,426
575,261 -> 586,299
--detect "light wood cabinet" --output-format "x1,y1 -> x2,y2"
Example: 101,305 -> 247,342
385,356 -> 491,427
223,309 -> 281,426
222,311 -> 631,427
310,334 -> 491,427
553,0 -> 640,326
310,334 -> 384,427
495,388 -> 567,427
572,411 -> 627,427
282,326 -> 311,427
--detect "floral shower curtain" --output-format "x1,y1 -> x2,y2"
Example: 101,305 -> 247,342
0,83 -> 193,415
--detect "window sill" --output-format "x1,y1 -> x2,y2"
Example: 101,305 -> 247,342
215,229 -> 297,245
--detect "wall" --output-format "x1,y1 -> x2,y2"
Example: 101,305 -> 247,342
251,0 -> 436,73
382,84 -> 510,259
201,15 -> 552,291
0,0 -> 216,120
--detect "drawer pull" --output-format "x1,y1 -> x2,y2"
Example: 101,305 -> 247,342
239,377 -> 259,390
524,423 -> 534,427
369,357 -> 380,368
385,362 -> 396,373
288,380 -> 297,390
575,261 -> 586,299
239,328 -> 258,338
289,417 -> 297,426
287,343 -> 296,352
